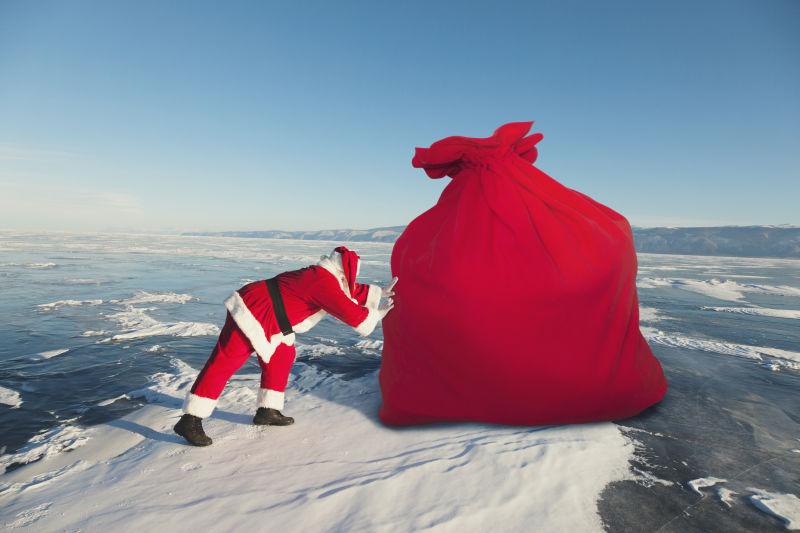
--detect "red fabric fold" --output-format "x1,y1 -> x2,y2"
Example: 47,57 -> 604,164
411,121 -> 545,179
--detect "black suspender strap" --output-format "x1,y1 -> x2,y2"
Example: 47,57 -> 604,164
265,277 -> 294,336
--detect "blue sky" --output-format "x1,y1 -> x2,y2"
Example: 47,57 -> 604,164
1,0 -> 798,232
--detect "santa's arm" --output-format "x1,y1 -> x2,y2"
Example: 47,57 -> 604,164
351,283 -> 382,308
310,278 -> 382,337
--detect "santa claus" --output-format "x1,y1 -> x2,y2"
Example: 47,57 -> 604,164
174,245 -> 397,446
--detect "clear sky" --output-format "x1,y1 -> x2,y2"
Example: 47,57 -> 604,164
1,0 -> 798,232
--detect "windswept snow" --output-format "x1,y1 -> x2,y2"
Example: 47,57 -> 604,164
114,291 -> 195,306
641,328 -> 800,370
100,297 -> 218,341
0,386 -> 22,409
296,343 -> 345,358
37,299 -> 103,311
636,277 -> 800,302
718,487 -> 738,507
107,321 -> 220,341
0,425 -> 89,475
703,306 -> 800,320
355,339 -> 384,350
688,477 -> 727,495
748,489 -> 800,530
0,361 -> 637,531
33,349 -> 69,360
638,306 -> 663,323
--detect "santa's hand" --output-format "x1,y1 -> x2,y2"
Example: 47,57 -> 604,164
378,299 -> 394,319
381,277 -> 398,298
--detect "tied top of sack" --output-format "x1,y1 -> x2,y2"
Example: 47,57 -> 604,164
411,121 -> 544,179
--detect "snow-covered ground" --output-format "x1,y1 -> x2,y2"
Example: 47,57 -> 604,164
0,359 -> 635,531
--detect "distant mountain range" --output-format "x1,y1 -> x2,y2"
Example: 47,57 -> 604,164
184,225 -> 800,258
185,226 -> 406,243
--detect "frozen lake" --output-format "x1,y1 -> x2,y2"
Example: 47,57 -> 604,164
0,232 -> 798,531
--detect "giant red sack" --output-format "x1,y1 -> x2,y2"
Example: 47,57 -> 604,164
379,121 -> 667,426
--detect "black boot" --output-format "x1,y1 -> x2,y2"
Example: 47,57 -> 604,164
174,414 -> 213,446
253,407 -> 294,426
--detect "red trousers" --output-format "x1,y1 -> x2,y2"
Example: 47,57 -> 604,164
188,313 -> 296,413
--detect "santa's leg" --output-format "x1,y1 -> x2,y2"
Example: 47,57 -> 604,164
176,313 -> 254,445
254,342 -> 296,425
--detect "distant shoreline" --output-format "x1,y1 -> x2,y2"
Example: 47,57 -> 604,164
182,225 -> 800,259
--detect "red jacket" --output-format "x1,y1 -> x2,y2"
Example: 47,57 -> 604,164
224,249 -> 381,363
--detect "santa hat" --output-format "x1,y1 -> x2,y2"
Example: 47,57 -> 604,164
333,246 -> 360,296
317,246 -> 361,299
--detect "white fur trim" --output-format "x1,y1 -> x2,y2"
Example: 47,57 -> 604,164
293,308 -> 327,333
318,251 -> 359,303
183,391 -> 217,418
224,291 -> 295,364
366,284 -> 381,309
257,388 -> 285,410
224,291 -> 274,360
354,306 -> 381,337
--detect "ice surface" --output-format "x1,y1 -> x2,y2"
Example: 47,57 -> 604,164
0,386 -> 22,409
2,232 -> 798,531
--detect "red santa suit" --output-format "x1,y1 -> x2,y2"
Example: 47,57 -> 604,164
183,246 -> 383,418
